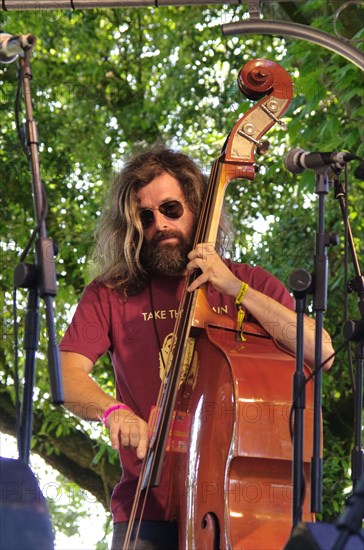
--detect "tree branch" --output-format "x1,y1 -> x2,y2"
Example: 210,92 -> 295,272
0,387 -> 121,510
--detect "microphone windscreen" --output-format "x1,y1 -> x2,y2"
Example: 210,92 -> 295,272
284,147 -> 305,174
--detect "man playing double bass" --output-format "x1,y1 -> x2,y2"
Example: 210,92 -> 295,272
60,147 -> 334,549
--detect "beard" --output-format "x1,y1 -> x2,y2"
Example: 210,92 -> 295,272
140,229 -> 194,276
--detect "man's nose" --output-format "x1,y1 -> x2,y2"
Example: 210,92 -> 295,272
153,210 -> 168,230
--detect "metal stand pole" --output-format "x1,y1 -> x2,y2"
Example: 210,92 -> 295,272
13,50 -> 64,464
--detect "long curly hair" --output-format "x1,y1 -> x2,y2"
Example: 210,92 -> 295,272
91,147 -> 209,294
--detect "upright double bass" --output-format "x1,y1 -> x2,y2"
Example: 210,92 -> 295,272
125,59 -> 315,549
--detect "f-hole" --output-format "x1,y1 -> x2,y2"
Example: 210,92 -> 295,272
201,512 -> 220,549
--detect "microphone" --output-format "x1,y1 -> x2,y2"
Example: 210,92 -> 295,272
0,32 -> 36,64
284,147 -> 361,174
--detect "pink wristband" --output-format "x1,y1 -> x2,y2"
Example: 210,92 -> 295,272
102,403 -> 131,428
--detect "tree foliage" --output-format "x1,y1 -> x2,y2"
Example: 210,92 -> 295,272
1,0 -> 363,542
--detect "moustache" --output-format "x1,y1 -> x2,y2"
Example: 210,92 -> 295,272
152,230 -> 183,244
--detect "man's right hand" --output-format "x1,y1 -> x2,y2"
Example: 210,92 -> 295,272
61,351 -> 149,460
107,408 -> 149,460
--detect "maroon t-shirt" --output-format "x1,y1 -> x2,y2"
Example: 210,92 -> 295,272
60,260 -> 294,522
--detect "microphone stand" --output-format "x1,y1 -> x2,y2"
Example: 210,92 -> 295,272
13,49 -> 64,464
288,269 -> 313,527
333,172 -> 364,491
310,166 -> 335,513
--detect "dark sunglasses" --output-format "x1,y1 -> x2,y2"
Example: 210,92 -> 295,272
139,200 -> 185,229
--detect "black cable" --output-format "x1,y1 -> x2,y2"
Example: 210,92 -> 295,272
289,345 -> 343,442
342,165 -> 356,395
15,65 -> 29,161
12,287 -> 21,449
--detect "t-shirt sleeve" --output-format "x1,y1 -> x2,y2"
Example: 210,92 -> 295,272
59,282 -> 112,364
230,262 -> 295,310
